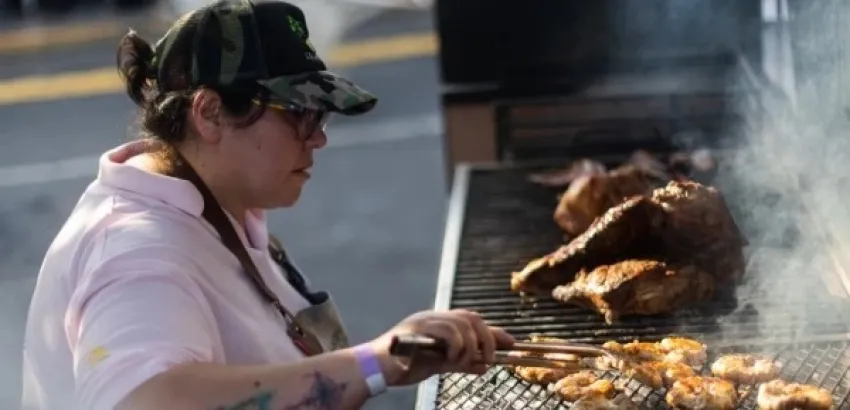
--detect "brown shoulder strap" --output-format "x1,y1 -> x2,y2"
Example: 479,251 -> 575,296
166,154 -> 303,331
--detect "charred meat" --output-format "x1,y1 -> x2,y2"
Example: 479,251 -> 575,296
551,260 -> 715,324
710,354 -> 780,385
554,165 -> 663,236
756,379 -> 833,410
665,376 -> 738,410
511,197 -> 665,295
651,180 -> 747,283
551,371 -> 617,402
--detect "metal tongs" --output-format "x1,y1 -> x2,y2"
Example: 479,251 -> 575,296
389,334 -> 630,371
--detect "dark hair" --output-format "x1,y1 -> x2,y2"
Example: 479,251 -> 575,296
116,29 -> 268,143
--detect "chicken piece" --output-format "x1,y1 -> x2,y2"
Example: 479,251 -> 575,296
511,197 -> 665,296
509,335 -> 582,385
554,165 -> 663,236
661,337 -> 708,367
665,376 -> 738,410
572,394 -> 640,410
757,379 -> 833,410
528,159 -> 607,187
512,366 -> 577,385
551,371 -> 616,402
650,360 -> 697,387
651,181 -> 747,283
623,361 -> 665,389
710,354 -> 780,384
552,260 -> 716,324
603,338 -> 705,366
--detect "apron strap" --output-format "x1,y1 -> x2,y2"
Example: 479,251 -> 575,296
164,150 -> 324,355
267,235 -> 320,304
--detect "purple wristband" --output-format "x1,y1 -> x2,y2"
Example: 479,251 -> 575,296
354,344 -> 387,396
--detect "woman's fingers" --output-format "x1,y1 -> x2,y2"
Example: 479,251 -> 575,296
454,309 -> 495,364
421,319 -> 464,363
490,326 -> 516,350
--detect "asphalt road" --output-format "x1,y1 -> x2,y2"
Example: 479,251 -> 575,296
0,7 -> 444,409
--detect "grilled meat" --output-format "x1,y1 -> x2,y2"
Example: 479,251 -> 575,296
660,337 -> 708,367
509,335 -> 582,384
554,165 -> 663,236
652,360 -> 697,387
665,376 -> 738,410
651,181 -> 747,283
551,371 -> 616,402
710,354 -> 780,385
511,197 -> 665,295
551,260 -> 716,324
572,394 -> 640,410
512,365 -> 578,385
623,361 -> 665,389
528,159 -> 607,188
756,379 -> 833,410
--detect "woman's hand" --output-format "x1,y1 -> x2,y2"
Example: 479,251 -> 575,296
368,309 -> 515,387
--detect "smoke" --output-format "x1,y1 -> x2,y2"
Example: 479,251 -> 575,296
712,0 -> 850,344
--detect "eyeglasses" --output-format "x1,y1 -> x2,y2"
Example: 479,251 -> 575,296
253,99 -> 329,141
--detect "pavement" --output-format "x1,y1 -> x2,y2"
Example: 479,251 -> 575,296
0,4 -> 444,409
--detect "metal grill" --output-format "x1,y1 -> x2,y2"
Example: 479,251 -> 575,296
416,161 -> 850,410
436,339 -> 850,410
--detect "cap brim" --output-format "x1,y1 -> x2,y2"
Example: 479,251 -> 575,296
257,71 -> 377,115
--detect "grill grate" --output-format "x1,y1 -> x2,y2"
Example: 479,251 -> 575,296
437,340 -> 850,409
425,163 -> 850,410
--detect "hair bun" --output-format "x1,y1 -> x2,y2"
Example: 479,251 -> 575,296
116,29 -> 157,107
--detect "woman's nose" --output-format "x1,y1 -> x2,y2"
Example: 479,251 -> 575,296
307,129 -> 328,149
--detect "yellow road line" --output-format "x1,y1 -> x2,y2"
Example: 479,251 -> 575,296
0,20 -> 126,54
0,32 -> 437,107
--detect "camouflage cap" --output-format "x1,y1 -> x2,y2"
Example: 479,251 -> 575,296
151,0 -> 377,115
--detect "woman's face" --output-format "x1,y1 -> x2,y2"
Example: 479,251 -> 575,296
195,91 -> 328,210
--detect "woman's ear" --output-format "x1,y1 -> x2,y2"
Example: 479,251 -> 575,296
188,89 -> 224,144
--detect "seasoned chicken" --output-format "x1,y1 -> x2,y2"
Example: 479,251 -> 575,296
572,394 -> 640,410
554,165 -> 663,236
623,361 -> 665,389
551,260 -> 716,324
509,335 -> 582,384
511,197 -> 665,296
602,338 -> 706,366
551,371 -> 616,402
756,379 -> 833,410
651,181 -> 747,283
650,360 -> 697,387
660,337 -> 708,367
528,159 -> 607,188
665,376 -> 738,410
710,354 -> 780,385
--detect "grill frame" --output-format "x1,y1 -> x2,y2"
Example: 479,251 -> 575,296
414,161 -> 850,410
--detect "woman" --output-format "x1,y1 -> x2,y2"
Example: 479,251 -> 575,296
20,1 -> 514,409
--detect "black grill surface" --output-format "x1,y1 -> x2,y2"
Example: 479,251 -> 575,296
428,164 -> 850,410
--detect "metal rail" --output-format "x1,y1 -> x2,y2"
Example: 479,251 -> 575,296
415,164 -> 471,410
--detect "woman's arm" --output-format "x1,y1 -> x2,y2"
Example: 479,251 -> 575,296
120,346 -> 375,410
